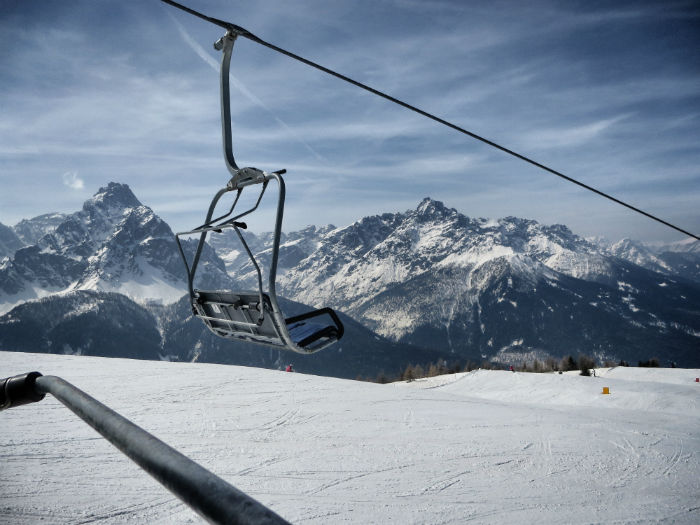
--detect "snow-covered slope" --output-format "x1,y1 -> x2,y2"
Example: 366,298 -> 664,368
2,352 -> 698,524
405,368 -> 698,415
275,198 -> 616,311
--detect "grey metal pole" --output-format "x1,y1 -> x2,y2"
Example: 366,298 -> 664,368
2,373 -> 290,525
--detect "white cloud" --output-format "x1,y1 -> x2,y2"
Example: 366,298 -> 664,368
519,114 -> 631,150
62,171 -> 84,190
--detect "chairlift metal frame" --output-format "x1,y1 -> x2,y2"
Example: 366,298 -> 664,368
175,32 -> 343,354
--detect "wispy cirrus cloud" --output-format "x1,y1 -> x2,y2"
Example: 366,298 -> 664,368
520,114 -> 632,150
168,13 -> 326,163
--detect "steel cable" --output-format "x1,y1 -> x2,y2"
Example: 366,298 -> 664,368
161,0 -> 699,240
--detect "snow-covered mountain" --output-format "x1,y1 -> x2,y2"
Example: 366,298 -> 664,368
0,183 -> 230,314
654,238 -> 700,254
596,237 -> 700,282
606,238 -> 673,274
13,212 -> 67,245
275,198 -> 615,307
208,224 -> 335,278
1,187 -> 698,368
211,197 -> 699,365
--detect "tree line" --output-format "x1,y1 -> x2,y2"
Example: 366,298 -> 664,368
358,354 -> 664,383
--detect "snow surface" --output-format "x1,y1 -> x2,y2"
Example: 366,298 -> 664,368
1,352 -> 699,524
71,257 -> 185,305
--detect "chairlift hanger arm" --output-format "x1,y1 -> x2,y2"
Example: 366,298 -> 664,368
217,32 -> 238,174
161,0 -> 249,176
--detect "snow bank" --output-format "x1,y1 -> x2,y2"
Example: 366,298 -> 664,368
401,368 -> 700,416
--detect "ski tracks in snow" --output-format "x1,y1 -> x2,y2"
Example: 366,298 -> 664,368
2,353 -> 700,524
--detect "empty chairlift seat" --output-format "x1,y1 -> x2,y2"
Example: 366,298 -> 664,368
173,29 -> 342,355
176,168 -> 343,354
193,290 -> 343,353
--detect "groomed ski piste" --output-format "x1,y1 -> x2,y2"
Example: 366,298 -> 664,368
2,351 -> 698,524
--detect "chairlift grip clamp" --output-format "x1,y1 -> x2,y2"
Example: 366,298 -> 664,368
214,31 -> 237,52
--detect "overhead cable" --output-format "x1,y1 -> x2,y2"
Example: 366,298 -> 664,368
161,0 -> 699,241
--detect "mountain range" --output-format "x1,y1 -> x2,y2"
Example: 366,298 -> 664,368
0,183 -> 230,313
1,183 -> 698,375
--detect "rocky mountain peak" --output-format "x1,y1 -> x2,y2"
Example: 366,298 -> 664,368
0,182 -> 234,313
83,182 -> 142,216
415,197 -> 451,219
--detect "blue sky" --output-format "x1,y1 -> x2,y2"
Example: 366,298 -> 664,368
1,0 -> 698,243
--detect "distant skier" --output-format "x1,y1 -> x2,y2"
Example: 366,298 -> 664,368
285,364 -> 293,372
509,365 -> 514,373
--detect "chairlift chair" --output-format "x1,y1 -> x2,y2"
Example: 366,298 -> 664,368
175,31 -> 343,354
